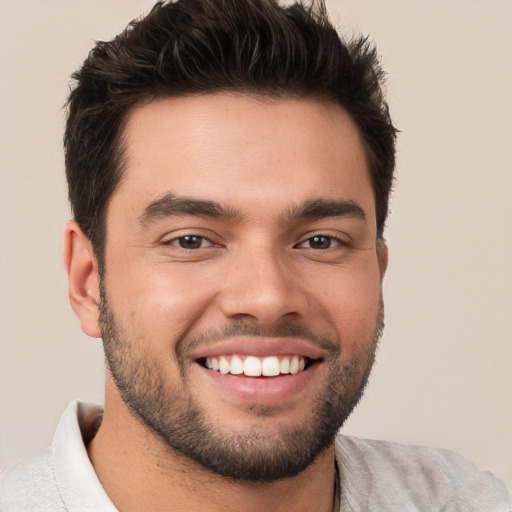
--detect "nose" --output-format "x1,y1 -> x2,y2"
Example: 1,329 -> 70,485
219,244 -> 308,326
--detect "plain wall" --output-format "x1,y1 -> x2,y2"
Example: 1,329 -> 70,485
1,0 -> 511,483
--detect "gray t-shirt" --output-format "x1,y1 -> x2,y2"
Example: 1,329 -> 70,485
1,401 -> 510,511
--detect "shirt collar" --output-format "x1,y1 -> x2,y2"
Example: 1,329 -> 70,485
52,400 -> 117,511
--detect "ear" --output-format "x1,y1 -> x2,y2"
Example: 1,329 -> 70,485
376,238 -> 388,283
63,220 -> 102,338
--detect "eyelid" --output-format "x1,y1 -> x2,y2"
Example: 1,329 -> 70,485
170,236 -> 213,248
160,229 -> 223,248
295,232 -> 349,249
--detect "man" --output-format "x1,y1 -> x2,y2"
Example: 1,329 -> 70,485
1,0 -> 510,510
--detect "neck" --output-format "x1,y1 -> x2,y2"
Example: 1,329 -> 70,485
87,387 -> 337,512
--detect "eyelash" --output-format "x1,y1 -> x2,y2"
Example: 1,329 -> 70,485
164,234 -> 345,251
297,235 -> 345,250
165,235 -> 217,250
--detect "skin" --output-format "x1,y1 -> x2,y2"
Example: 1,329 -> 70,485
64,93 -> 388,512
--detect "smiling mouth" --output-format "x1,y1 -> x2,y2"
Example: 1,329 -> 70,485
197,355 -> 316,377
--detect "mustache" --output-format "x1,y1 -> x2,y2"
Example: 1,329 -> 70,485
177,321 -> 341,359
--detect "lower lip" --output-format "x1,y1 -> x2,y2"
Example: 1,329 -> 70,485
193,362 -> 320,404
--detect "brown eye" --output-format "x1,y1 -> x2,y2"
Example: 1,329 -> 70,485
172,236 -> 207,249
301,235 -> 338,249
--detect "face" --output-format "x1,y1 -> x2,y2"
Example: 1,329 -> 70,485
99,94 -> 386,482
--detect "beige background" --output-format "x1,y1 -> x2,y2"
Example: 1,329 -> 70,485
1,0 -> 511,483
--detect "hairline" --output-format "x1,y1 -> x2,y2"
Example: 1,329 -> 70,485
91,89 -> 384,273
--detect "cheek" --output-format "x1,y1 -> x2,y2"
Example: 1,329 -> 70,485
311,264 -> 382,351
105,260 -> 218,344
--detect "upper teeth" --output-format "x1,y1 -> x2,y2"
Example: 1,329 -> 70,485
205,355 -> 306,377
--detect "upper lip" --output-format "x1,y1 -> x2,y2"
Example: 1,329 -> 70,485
189,337 -> 326,361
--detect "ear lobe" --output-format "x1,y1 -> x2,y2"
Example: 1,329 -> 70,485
63,220 -> 102,338
376,239 -> 388,283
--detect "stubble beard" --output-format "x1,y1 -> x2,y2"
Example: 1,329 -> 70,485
99,290 -> 384,483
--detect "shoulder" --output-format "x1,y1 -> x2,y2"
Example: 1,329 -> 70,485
335,434 -> 512,511
0,447 -> 66,511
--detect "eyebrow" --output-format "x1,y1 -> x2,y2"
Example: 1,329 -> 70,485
138,192 -> 241,226
281,198 -> 367,224
138,193 -> 366,227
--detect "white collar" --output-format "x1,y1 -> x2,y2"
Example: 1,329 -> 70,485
52,400 -> 117,511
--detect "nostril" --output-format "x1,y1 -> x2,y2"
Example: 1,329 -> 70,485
218,268 -> 307,326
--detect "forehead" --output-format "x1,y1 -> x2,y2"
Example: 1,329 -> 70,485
113,93 -> 374,224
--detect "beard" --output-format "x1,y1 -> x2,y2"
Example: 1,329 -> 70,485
99,289 -> 384,483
